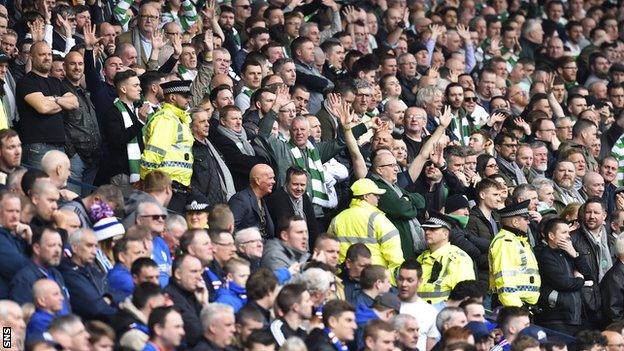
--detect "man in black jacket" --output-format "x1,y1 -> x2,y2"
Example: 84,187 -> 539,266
163,254 -> 209,348
190,108 -> 236,206
601,232 -> 624,325
266,166 -> 320,245
306,299 -> 357,351
571,197 -> 612,329
536,218 -> 592,335
191,303 -> 237,351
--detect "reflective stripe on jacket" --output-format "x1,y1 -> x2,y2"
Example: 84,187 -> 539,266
329,198 -> 404,281
417,242 -> 476,304
489,228 -> 541,306
140,103 -> 194,185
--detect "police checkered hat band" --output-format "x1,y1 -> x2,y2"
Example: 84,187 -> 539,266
185,200 -> 209,212
161,80 -> 193,95
498,199 -> 531,218
422,212 -> 453,230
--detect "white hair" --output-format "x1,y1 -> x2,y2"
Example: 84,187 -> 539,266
166,214 -> 187,232
293,268 -> 334,293
200,303 -> 234,331
234,227 -> 261,245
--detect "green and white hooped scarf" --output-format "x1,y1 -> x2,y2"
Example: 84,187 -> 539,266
114,98 -> 143,183
289,140 -> 331,208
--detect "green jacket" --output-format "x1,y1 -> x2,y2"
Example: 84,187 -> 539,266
369,174 -> 426,260
258,110 -> 344,186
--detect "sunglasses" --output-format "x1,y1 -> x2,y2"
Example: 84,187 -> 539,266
464,97 -> 478,102
238,4 -> 251,9
425,161 -> 436,168
141,214 -> 167,220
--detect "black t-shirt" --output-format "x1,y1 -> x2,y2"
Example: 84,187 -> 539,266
16,71 -> 68,144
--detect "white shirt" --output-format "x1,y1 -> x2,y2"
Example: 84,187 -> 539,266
401,298 -> 441,351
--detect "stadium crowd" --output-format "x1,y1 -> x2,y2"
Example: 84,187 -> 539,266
3,0 -> 624,350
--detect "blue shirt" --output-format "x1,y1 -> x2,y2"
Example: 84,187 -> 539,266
107,263 -> 134,303
152,236 -> 171,287
26,309 -> 55,342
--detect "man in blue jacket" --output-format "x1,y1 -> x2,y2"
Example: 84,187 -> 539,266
136,201 -> 172,287
0,192 -> 31,298
10,226 -> 70,313
59,228 -> 118,323
26,279 -> 65,342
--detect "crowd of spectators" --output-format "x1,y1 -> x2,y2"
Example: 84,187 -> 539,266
2,0 -> 624,350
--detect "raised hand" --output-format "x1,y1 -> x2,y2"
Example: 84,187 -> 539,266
438,105 -> 452,128
83,24 -> 100,49
430,142 -> 445,166
203,28 -> 213,52
28,19 -> 46,42
457,24 -> 471,43
57,15 -> 73,37
427,64 -> 440,78
201,0 -> 215,20
171,32 -> 183,57
321,0 -> 339,11
342,5 -> 357,24
430,24 -> 445,40
151,30 -> 165,51
273,84 -> 291,110
338,99 -> 355,129
327,92 -> 342,116
514,117 -> 531,135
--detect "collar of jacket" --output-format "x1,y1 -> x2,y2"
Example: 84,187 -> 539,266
501,225 -> 528,237
349,198 -> 383,213
161,103 -> 191,124
279,239 -> 308,259
421,241 -> 452,259
120,296 -> 148,323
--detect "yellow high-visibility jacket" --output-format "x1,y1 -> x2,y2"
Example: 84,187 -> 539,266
489,228 -> 541,306
140,103 -> 193,186
329,198 -> 404,280
417,242 -> 476,304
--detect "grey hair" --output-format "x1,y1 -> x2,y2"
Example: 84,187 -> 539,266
532,178 -> 554,190
397,53 -> 414,65
166,214 -> 187,232
189,107 -> 208,121
354,78 -> 372,90
392,314 -> 418,331
136,201 -> 161,217
280,337 -> 308,351
522,19 -> 542,38
615,233 -> 624,257
529,140 -> 548,150
435,307 -> 464,333
416,86 -> 442,108
48,314 -> 83,335
293,268 -> 333,293
299,22 -> 318,37
200,303 -> 234,331
0,300 -> 21,320
68,228 -> 95,247
234,227 -> 261,246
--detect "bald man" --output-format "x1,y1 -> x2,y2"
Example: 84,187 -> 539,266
26,280 -> 65,342
581,171 -> 605,200
16,41 -> 78,170
603,331 -> 624,351
62,50 -> 101,192
29,180 -> 60,229
210,74 -> 234,90
228,164 -> 276,238
0,300 -> 26,351
41,150 -> 71,191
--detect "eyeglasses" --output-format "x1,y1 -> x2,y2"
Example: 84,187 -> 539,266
464,97 -> 478,102
379,163 -> 399,168
538,129 -> 556,132
557,125 -> 572,130
165,31 -> 181,35
140,214 -> 167,220
563,66 -> 578,70
140,15 -> 160,21
237,4 -> 251,9
424,161 -> 436,168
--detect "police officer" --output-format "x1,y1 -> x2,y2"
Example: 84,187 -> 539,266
140,80 -> 194,213
417,212 -> 476,304
489,200 -> 541,307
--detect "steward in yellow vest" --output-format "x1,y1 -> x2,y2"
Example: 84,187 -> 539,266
416,212 -> 475,304
489,200 -> 541,307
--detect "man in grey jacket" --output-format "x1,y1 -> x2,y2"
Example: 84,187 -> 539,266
261,215 -> 310,271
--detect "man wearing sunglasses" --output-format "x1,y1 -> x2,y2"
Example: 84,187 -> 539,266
489,200 -> 541,307
136,201 -> 171,288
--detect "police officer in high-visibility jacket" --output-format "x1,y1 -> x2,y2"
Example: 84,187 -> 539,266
329,178 -> 404,281
489,200 -> 541,307
140,80 -> 194,213
416,212 -> 475,304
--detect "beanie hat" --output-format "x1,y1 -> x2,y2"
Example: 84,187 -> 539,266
93,217 -> 125,241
